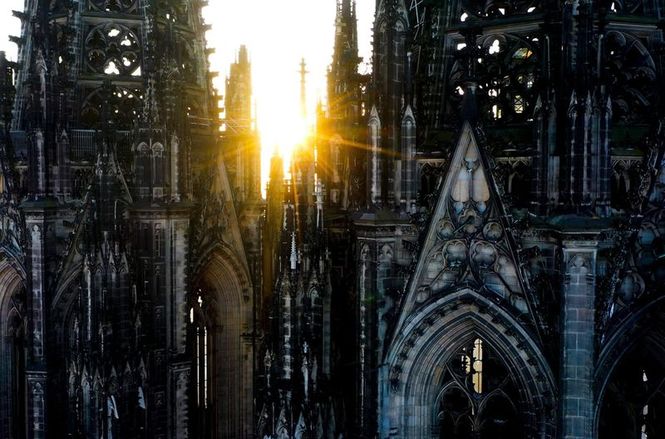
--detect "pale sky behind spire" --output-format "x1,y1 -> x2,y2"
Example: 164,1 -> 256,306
0,0 -> 375,191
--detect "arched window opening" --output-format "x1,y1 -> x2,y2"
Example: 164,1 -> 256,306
435,337 -> 522,439
152,143 -> 165,189
641,369 -> 649,439
6,309 -> 26,439
492,105 -> 503,120
513,95 -> 525,114
446,35 -> 539,127
81,86 -> 143,130
605,32 -> 657,125
134,143 -> 152,199
154,224 -> 162,258
190,289 -> 214,438
599,340 -> 665,438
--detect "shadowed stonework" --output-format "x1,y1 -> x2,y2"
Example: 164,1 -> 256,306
1,0 -> 665,438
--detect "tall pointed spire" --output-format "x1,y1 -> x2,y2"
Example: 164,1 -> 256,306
329,0 -> 361,124
224,45 -> 261,201
299,58 -> 309,120
334,0 -> 358,65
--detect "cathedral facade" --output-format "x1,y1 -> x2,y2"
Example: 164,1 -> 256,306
0,0 -> 258,438
2,0 -> 665,438
258,0 -> 665,438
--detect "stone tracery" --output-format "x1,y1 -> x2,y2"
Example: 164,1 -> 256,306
85,23 -> 141,76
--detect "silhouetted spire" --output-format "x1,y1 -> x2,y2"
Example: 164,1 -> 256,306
300,58 -> 309,120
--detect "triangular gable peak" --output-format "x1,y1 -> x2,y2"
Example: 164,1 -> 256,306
95,151 -> 133,204
58,151 -> 132,273
393,123 -> 534,336
191,156 -> 251,277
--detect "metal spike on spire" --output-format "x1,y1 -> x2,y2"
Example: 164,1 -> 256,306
299,58 -> 309,120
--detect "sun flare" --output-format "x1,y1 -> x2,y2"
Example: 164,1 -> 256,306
260,107 -> 312,176
201,1 -> 373,198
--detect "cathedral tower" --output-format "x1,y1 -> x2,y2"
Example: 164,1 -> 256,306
322,0 -> 368,209
0,1 -> 256,438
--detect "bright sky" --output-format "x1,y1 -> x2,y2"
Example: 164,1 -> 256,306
0,0 -> 375,192
0,0 -> 22,58
205,0 -> 374,190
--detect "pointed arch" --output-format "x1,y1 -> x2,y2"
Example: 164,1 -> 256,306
192,242 -> 254,438
384,288 -> 556,438
0,257 -> 27,439
595,296 -> 665,438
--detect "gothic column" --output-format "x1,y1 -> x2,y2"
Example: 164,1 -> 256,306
354,221 -> 406,437
169,363 -> 190,439
168,215 -> 190,355
24,204 -> 54,439
560,239 -> 597,439
54,129 -> 70,199
399,106 -> 416,213
356,242 -> 373,435
241,332 -> 255,436
166,213 -> 190,439
368,106 -> 382,206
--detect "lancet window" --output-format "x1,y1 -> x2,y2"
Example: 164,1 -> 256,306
190,290 -> 214,437
447,34 -> 539,127
435,337 -> 522,438
600,342 -> 665,438
7,311 -> 26,439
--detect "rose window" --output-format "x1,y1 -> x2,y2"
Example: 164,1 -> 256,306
85,24 -> 141,76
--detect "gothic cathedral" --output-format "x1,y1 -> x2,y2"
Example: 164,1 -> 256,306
1,0 -> 665,438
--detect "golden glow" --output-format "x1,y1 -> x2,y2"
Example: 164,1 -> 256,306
261,108 -> 312,176
462,338 -> 484,394
203,0 -> 373,196
0,1 -> 375,195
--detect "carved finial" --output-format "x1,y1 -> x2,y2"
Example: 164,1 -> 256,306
302,342 -> 310,400
314,175 -> 324,229
290,232 -> 297,271
568,90 -> 578,117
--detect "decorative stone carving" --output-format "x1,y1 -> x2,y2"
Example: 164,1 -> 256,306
190,164 -> 232,256
0,195 -> 25,255
85,23 -> 140,75
414,128 -> 529,313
